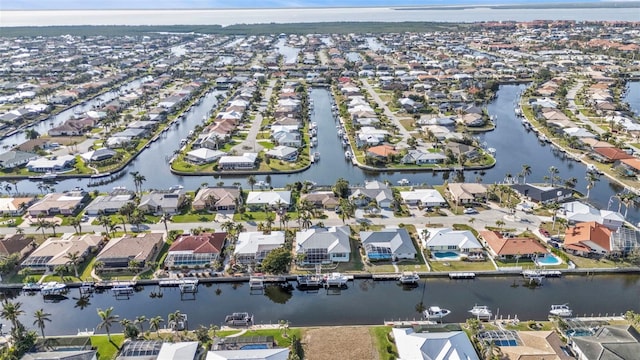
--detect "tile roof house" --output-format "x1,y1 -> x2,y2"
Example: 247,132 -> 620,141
84,191 -> 135,215
165,232 -> 226,268
399,189 -> 447,208
419,227 -> 484,253
560,201 -> 624,230
138,189 -> 186,215
96,232 -> 163,269
366,144 -> 397,159
480,230 -> 547,259
446,182 -> 488,204
0,234 -> 35,261
192,187 -> 241,212
570,325 -> 640,360
360,228 -> 417,261
245,191 -> 291,210
300,191 -> 340,210
563,221 -> 613,256
593,147 -> 634,163
26,154 -> 76,173
490,331 -> 573,360
234,231 -> 285,264
0,196 -> 36,216
27,190 -> 89,216
22,234 -> 104,271
392,328 -> 479,360
206,348 -> 289,360
295,226 -> 351,265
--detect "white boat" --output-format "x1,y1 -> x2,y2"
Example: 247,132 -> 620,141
41,281 -> 66,295
345,151 -> 352,159
22,283 -> 41,291
313,152 -> 320,161
538,134 -> 550,143
468,305 -> 492,320
397,179 -> 410,186
225,312 -> 253,326
180,139 -> 188,145
42,172 -> 58,181
324,272 -> 349,287
423,306 -> 452,320
487,148 -> 496,155
549,304 -> 572,317
310,154 -> 315,163
586,164 -> 602,174
310,122 -> 318,129
398,271 -> 420,284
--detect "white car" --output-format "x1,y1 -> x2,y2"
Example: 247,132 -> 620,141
463,208 -> 478,215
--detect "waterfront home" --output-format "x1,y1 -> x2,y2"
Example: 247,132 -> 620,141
300,191 -> 340,210
356,127 -> 388,148
418,227 -> 483,254
560,201 -> 624,230
185,148 -> 226,164
48,118 -> 96,136
570,325 -> 640,360
480,231 -> 547,259
192,187 -> 241,212
360,228 -> 417,261
620,158 -> 640,178
610,227 -> 640,256
366,144 -> 398,161
0,234 -> 35,261
265,145 -> 299,162
563,221 -> 612,257
84,190 -> 135,215
27,190 -> 89,216
483,330 -> 572,360
21,234 -> 104,271
401,149 -> 446,165
156,341 -> 200,360
234,231 -> 285,264
272,130 -> 302,148
0,196 -> 36,216
592,147 -> 634,164
399,189 -> 447,208
350,181 -> 394,209
138,189 -> 186,215
165,232 -> 226,268
0,150 -> 39,169
295,226 -> 351,264
206,348 -> 289,360
96,232 -> 163,269
117,340 -> 163,359
26,154 -> 76,173
446,183 -> 488,205
218,152 -> 258,170
510,184 -> 573,204
22,350 -> 97,360
80,148 -> 117,162
245,191 -> 291,211
392,328 -> 479,360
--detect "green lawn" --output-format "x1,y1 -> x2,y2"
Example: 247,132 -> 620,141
370,326 -> 397,360
91,334 -> 124,360
429,260 -> 495,272
171,213 -> 217,223
240,328 -> 301,348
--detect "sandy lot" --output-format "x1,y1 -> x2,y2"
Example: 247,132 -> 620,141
303,326 -> 379,360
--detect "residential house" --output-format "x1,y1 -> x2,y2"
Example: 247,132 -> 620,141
570,325 -> 640,360
84,190 -> 135,215
486,330 -> 572,360
446,183 -> 488,204
185,148 -> 226,164
560,201 -> 624,230
592,147 -> 634,163
192,187 -> 241,212
206,349 -> 289,360
366,144 -> 397,161
0,196 -> 36,216
620,158 -> 640,177
272,130 -> 302,148
80,148 -> 117,162
27,190 -> 89,216
360,228 -> 417,261
419,227 -> 483,254
96,232 -> 163,269
0,150 -> 38,169
480,230 -> 547,259
0,234 -> 35,261
300,191 -> 339,210
295,226 -> 351,264
218,153 -> 258,170
563,221 -> 612,256
138,189 -> 186,215
399,189 -> 447,208
392,328 -> 480,360
26,155 -> 76,173
165,232 -> 226,268
401,149 -> 446,165
245,191 -> 291,210
116,340 -> 163,360
22,234 -> 104,271
234,231 -> 285,264
350,181 -> 394,209
156,342 -> 200,360
265,146 -> 298,162
22,350 -> 97,360
510,184 -> 573,204
610,227 -> 640,256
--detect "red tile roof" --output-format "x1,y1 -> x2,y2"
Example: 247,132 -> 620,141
593,147 -> 634,161
480,230 -> 547,256
564,222 -> 612,252
169,232 -> 226,254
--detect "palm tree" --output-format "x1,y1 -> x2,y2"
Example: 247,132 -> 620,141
65,251 -> 82,278
69,217 -> 82,234
520,164 -> 532,184
135,315 -> 147,333
495,219 -> 505,229
131,172 -> 147,195
160,213 -> 170,233
278,319 -> 289,338
1,300 -> 24,329
548,166 -> 559,187
33,309 -> 52,339
247,175 -> 257,191
97,307 -> 119,341
622,193 -> 638,218
35,217 -> 49,236
168,310 -> 184,334
149,315 -> 164,335
585,172 -> 600,199
93,260 -> 104,274
48,221 -> 59,237
301,212 -> 312,230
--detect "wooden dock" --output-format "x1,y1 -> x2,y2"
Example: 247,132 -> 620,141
448,272 -> 476,279
372,274 -> 400,281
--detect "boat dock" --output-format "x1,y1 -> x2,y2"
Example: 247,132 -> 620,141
384,319 -> 437,326
96,280 -> 137,289
372,274 -> 401,281
448,272 -> 476,279
522,270 -> 561,278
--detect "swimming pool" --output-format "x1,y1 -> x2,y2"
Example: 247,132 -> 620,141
535,253 -> 562,266
241,344 -> 269,350
433,251 -> 461,260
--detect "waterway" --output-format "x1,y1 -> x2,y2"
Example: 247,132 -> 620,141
625,81 -> 640,117
4,85 -> 640,224
2,274 -> 639,335
275,39 -> 300,65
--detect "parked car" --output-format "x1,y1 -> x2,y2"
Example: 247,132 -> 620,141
463,208 -> 478,215
539,228 -> 550,237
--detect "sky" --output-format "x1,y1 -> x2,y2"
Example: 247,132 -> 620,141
2,0 -> 604,10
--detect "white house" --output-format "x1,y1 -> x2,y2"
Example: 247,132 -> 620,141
400,189 -> 447,207
234,231 -> 285,264
392,328 -> 480,360
245,191 -> 291,210
418,227 -> 484,254
296,226 -> 351,264
26,155 -> 76,173
360,228 -> 417,261
206,348 -> 289,360
560,201 -> 625,230
185,148 -> 226,164
218,153 -> 258,170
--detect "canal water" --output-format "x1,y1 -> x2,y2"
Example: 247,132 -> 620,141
4,84 -> 640,224
2,274 -> 639,335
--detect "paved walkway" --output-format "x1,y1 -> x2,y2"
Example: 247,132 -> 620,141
360,78 -> 410,146
566,80 -> 605,135
231,79 -> 276,154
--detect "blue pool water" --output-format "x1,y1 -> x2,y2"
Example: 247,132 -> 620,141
241,344 -> 269,350
535,254 -> 562,266
433,251 -> 460,259
493,339 -> 518,346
